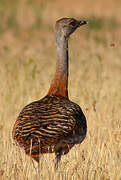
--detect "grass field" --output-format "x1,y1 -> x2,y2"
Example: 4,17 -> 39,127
0,0 -> 121,179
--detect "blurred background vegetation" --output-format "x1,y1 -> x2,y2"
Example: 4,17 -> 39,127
0,0 -> 120,35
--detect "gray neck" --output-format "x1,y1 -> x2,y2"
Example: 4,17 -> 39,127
48,32 -> 69,98
56,33 -> 68,79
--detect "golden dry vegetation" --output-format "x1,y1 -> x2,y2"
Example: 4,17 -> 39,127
0,0 -> 121,179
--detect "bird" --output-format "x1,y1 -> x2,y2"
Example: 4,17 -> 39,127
12,17 -> 87,170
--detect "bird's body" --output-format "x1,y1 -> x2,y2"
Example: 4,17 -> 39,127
13,95 -> 86,163
12,17 -> 87,168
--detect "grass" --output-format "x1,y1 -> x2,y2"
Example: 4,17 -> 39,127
87,16 -> 120,31
0,0 -> 53,33
0,0 -> 121,179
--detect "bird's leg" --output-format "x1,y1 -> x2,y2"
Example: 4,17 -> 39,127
38,158 -> 40,175
33,156 -> 40,176
55,152 -> 62,170
37,139 -> 41,175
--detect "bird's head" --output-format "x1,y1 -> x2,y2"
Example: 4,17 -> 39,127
55,18 -> 87,39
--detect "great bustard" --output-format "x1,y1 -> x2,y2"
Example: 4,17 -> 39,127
12,17 -> 87,169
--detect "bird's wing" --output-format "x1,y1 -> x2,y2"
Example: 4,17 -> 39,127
20,111 -> 76,145
17,97 -> 85,146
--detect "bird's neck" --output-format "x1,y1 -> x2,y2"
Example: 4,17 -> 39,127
48,35 -> 69,98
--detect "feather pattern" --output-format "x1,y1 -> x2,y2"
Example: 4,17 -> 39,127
13,95 -> 87,161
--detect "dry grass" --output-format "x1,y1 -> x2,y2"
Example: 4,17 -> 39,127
0,0 -> 121,179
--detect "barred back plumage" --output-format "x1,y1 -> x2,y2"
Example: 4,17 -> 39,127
12,17 -> 87,169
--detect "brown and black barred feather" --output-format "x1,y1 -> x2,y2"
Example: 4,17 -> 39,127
12,95 -> 87,164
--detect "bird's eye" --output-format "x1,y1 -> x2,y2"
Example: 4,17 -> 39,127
69,21 -> 76,26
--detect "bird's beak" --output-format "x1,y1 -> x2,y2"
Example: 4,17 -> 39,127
79,20 -> 88,26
